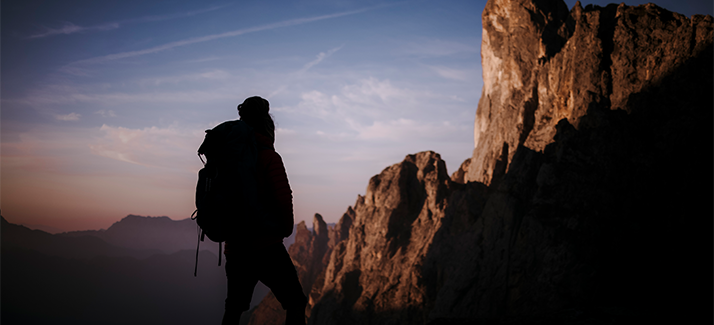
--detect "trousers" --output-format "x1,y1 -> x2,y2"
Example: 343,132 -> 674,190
223,242 -> 307,316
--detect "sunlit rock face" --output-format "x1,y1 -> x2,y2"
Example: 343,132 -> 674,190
310,151 -> 453,325
466,0 -> 713,185
246,0 -> 712,324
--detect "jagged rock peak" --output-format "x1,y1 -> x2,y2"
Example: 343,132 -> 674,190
287,214 -> 331,295
312,213 -> 327,238
364,150 -> 451,210
450,157 -> 472,184
466,0 -> 713,185
328,207 -> 354,250
308,151 -> 456,324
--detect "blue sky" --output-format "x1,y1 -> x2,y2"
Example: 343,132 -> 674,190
2,0 -> 711,232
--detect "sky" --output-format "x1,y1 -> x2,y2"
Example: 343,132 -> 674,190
2,0 -> 711,232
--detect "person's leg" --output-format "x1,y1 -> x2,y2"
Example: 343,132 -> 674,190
223,248 -> 260,325
259,243 -> 307,325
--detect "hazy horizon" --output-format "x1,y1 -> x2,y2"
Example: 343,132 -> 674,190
2,0 -> 711,233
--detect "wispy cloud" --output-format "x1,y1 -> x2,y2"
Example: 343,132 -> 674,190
124,4 -> 231,24
30,22 -> 120,39
283,77 -> 422,122
353,119 -> 466,142
268,45 -> 344,98
137,69 -> 232,86
281,77 -> 470,143
14,84 -> 240,107
65,5 -> 389,67
95,109 -> 117,118
89,124 -> 205,169
298,45 -> 344,74
55,113 -> 81,121
29,4 -> 230,39
182,56 -> 229,64
424,64 -> 471,81
396,38 -> 480,58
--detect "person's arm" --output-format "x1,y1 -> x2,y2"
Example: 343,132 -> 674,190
264,151 -> 294,237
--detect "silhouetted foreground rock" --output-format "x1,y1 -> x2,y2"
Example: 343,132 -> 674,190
246,0 -> 712,324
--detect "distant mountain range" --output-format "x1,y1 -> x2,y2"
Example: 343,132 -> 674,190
58,214 -> 301,256
59,214 -> 214,255
1,214 -> 303,324
19,222 -> 66,234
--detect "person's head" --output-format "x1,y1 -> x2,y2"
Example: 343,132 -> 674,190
238,96 -> 275,141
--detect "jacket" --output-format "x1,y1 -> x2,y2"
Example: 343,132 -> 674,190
226,130 -> 293,251
254,131 -> 294,241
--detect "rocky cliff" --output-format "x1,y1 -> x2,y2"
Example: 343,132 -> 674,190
247,0 -> 712,324
310,151 -> 458,324
466,0 -> 712,185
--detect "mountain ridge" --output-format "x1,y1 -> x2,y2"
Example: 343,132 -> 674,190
245,0 -> 712,324
59,214 -> 201,254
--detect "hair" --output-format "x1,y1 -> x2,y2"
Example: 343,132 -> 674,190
238,96 -> 275,141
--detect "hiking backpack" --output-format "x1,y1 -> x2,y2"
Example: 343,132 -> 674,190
191,120 -> 260,275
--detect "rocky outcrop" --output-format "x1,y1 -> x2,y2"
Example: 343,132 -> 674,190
247,0 -> 712,324
449,158 -> 471,184
465,0 -> 713,185
310,152 -> 454,324
291,214 -> 330,295
307,209 -> 353,318
309,151 -> 456,324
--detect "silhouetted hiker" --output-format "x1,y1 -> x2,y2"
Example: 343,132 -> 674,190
222,97 -> 307,325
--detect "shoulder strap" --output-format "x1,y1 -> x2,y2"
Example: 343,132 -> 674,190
194,226 -> 201,277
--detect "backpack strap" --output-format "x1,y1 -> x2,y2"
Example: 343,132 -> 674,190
194,227 -> 201,277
